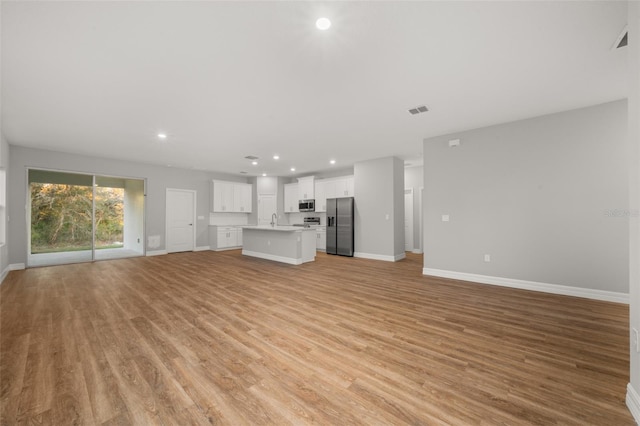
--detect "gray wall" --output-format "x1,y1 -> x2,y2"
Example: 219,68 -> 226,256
1,134 -> 9,275
423,99 -> 628,293
8,146 -> 249,265
628,0 -> 640,407
404,166 -> 423,252
354,156 -> 405,259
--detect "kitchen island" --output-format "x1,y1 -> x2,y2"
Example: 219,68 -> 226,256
241,226 -> 316,265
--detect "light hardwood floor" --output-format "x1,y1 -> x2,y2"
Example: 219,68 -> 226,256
0,251 -> 634,425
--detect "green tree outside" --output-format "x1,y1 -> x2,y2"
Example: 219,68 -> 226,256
30,183 -> 124,253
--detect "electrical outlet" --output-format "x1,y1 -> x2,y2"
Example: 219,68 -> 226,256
442,215 -> 450,222
484,254 -> 491,262
633,328 -> 639,353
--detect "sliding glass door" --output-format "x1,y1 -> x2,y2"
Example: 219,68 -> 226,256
28,169 -> 145,267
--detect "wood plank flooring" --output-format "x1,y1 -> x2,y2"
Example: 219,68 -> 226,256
0,251 -> 633,425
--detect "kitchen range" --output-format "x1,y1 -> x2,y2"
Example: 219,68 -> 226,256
292,217 -> 321,228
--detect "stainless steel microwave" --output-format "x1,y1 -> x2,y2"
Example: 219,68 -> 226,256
299,199 -> 315,212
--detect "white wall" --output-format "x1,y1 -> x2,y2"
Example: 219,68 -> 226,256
354,156 -> 405,261
8,146 -> 250,264
423,100 -> 628,297
627,0 -> 640,420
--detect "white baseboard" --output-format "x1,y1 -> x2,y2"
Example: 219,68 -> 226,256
627,383 -> 640,424
146,250 -> 168,257
242,250 -> 303,265
9,263 -> 25,271
412,249 -> 423,254
354,252 -> 406,262
422,267 -> 629,304
213,246 -> 242,252
0,265 -> 9,284
195,246 -> 210,252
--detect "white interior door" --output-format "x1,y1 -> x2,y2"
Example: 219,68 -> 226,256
258,195 -> 276,225
404,189 -> 414,252
166,188 -> 196,253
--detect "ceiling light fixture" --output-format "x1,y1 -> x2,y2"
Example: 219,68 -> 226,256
157,133 -> 167,139
316,17 -> 331,30
273,155 -> 280,160
330,160 -> 336,165
290,167 -> 296,172
262,173 -> 267,177
251,161 -> 258,166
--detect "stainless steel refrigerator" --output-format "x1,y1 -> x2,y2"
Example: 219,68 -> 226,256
326,197 -> 354,256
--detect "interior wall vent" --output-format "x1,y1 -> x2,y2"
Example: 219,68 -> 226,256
244,155 -> 259,160
239,171 -> 248,174
408,105 -> 429,115
613,26 -> 628,50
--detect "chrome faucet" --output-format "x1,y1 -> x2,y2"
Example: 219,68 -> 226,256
270,213 -> 277,227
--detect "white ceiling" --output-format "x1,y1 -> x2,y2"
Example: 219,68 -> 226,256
1,1 -> 628,177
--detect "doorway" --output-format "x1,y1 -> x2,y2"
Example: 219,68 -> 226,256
404,189 -> 414,252
258,195 -> 277,226
28,169 -> 145,267
166,188 -> 196,253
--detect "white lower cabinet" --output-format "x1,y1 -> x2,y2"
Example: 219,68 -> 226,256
212,226 -> 242,250
316,228 -> 326,251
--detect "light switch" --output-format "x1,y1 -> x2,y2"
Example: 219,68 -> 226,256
441,215 -> 450,222
385,214 -> 390,220
197,215 -> 205,220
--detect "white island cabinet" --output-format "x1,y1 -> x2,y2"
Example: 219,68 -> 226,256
241,226 -> 316,264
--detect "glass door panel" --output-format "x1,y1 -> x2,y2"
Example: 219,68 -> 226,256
93,176 -> 145,261
29,170 -> 94,267
28,170 -> 145,267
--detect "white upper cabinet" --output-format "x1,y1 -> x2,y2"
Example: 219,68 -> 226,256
316,176 -> 354,205
212,180 -> 252,213
284,183 -> 299,213
212,181 -> 234,212
335,176 -> 355,197
297,176 -> 315,200
233,183 -> 252,212
323,179 -> 336,200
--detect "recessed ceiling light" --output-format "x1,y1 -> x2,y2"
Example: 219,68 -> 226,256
157,133 -> 167,139
316,17 -> 331,30
290,167 -> 296,172
273,155 -> 280,160
330,160 -> 336,165
251,161 -> 258,166
262,173 -> 267,177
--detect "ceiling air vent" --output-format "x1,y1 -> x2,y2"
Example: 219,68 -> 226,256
613,26 -> 628,50
240,171 -> 248,174
244,155 -> 259,160
408,105 -> 429,115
